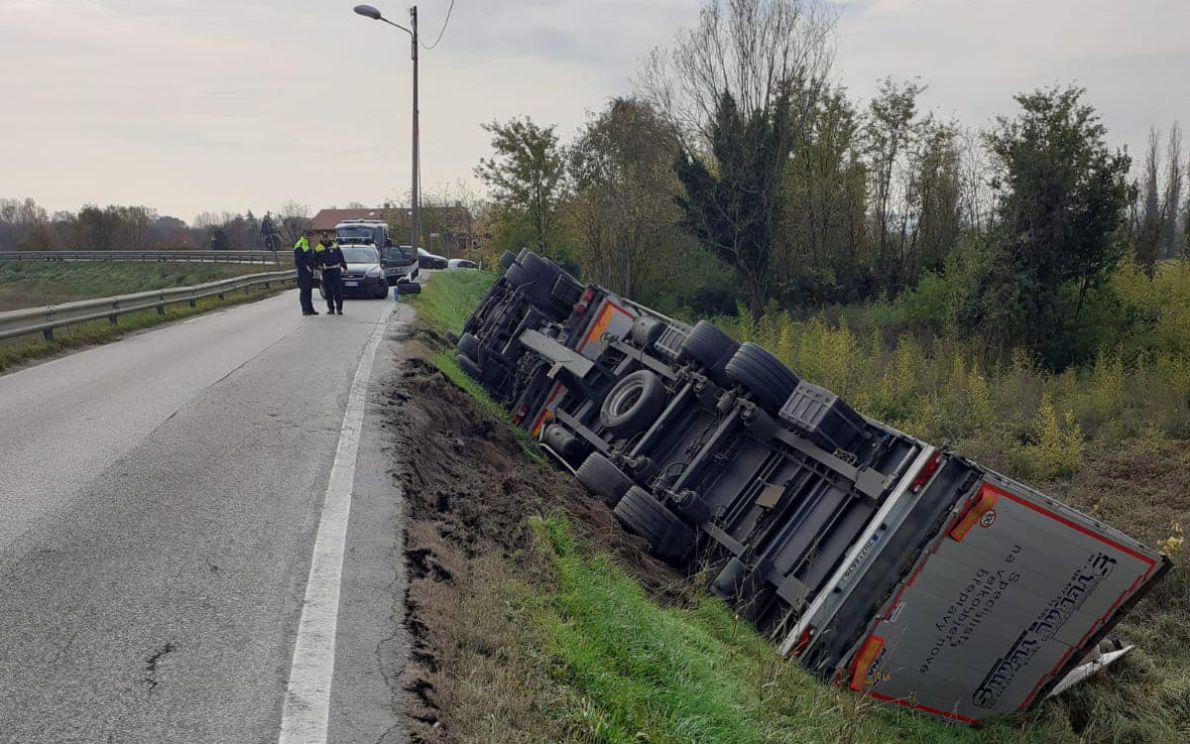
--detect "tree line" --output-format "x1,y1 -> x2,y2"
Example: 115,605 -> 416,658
475,0 -> 1187,370
0,199 -> 313,254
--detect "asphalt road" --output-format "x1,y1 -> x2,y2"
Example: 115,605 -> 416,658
0,290 -> 411,743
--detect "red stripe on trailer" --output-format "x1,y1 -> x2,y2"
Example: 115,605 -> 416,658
992,485 -> 1157,568
866,691 -> 979,725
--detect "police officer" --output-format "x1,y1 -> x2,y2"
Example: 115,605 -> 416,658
316,233 -> 348,315
293,229 -> 318,316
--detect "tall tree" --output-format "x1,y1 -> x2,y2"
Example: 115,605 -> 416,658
966,86 -> 1133,366
867,78 -> 927,288
1135,126 -> 1163,276
567,98 -> 684,298
475,117 -> 566,257
776,85 -> 869,304
1162,123 -> 1183,259
644,0 -> 834,318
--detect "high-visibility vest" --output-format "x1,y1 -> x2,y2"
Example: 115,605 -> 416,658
295,236 -> 311,252
314,242 -> 327,252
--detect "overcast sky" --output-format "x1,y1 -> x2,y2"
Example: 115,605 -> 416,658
2,0 -> 1188,223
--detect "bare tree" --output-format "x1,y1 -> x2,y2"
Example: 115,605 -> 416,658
1162,123 -> 1182,259
1135,126 -> 1163,276
641,0 -> 836,318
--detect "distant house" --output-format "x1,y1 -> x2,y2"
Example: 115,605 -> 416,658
310,205 -> 474,258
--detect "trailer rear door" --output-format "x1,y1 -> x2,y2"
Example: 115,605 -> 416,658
848,477 -> 1167,723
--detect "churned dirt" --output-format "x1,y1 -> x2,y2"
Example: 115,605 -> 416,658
386,357 -> 682,743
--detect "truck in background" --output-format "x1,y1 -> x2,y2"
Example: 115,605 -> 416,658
334,219 -> 418,285
453,249 -> 1172,725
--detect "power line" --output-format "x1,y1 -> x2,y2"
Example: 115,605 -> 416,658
421,0 -> 455,50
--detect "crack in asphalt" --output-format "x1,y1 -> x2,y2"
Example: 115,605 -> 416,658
142,642 -> 177,696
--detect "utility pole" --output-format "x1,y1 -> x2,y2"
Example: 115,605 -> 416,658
353,4 -> 422,254
410,5 -> 420,255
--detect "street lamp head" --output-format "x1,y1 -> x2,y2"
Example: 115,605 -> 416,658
353,5 -> 382,20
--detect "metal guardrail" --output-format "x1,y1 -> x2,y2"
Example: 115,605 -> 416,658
0,270 -> 296,342
0,250 -> 282,265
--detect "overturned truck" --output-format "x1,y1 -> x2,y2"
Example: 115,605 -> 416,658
455,250 -> 1171,725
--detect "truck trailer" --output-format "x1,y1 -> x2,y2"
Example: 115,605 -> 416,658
454,249 -> 1171,724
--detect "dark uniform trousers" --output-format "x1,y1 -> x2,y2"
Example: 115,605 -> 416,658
323,268 -> 344,312
294,241 -> 316,315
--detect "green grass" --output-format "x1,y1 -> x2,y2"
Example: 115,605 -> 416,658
408,269 -> 498,336
0,260 -> 271,311
528,516 -> 1091,744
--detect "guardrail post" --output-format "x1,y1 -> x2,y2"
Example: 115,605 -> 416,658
42,328 -> 53,341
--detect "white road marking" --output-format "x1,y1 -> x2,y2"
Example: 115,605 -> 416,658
278,303 -> 394,744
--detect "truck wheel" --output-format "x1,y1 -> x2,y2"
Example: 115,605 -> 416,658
456,354 -> 482,381
725,343 -> 800,415
457,332 -> 481,362
575,451 -> 633,507
681,321 -> 738,380
614,486 -> 695,563
500,250 -> 517,272
600,370 -> 668,438
504,263 -> 533,287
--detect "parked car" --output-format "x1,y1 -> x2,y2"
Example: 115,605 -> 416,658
331,245 -> 390,299
454,249 -> 1171,725
447,258 -> 478,270
417,247 -> 449,270
381,243 -> 419,285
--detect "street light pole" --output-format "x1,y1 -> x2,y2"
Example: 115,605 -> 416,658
410,6 -> 419,256
353,4 -> 420,254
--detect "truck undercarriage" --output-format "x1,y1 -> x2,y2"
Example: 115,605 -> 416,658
454,250 -> 1171,724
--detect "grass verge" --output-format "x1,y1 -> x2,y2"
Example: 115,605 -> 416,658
0,260 -> 271,311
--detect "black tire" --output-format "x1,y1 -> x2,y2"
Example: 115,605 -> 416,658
396,281 -> 421,295
500,250 -> 517,272
599,370 -> 668,438
457,332 -> 480,362
575,451 -> 633,507
680,321 -> 738,377
630,315 -> 665,349
456,354 -> 482,381
614,486 -> 695,562
505,263 -> 533,287
518,251 -> 555,280
725,343 -> 800,415
550,274 -> 583,309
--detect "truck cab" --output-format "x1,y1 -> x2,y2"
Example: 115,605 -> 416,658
335,220 -> 418,285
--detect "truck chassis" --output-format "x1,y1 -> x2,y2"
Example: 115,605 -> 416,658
454,250 -> 1171,724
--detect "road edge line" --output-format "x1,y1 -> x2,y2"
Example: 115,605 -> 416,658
278,304 -> 394,744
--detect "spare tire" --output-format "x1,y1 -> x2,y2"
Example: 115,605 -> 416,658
457,332 -> 480,362
456,354 -> 482,381
500,250 -> 517,272
725,343 -> 800,415
599,370 -> 668,438
680,321 -> 738,380
575,451 -> 633,507
613,486 -> 695,563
